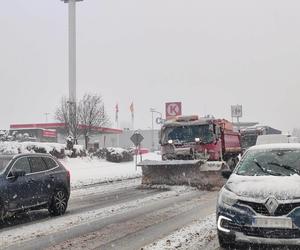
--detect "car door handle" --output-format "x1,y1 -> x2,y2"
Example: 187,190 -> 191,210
48,175 -> 55,180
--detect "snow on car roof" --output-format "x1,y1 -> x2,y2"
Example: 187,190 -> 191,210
248,143 -> 300,151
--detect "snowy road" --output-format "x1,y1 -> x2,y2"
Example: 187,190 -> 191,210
0,179 -> 219,250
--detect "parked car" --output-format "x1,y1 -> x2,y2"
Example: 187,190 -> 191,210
217,143 -> 300,248
0,153 -> 70,219
256,134 -> 299,145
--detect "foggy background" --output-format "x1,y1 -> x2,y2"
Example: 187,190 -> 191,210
0,0 -> 299,132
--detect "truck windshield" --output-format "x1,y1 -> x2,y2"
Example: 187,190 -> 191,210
162,125 -> 214,144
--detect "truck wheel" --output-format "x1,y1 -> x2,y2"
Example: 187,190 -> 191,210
49,189 -> 68,216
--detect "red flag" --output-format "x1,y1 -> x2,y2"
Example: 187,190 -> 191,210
115,103 -> 119,123
130,102 -> 134,118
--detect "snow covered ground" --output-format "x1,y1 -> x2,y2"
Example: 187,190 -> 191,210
0,184 -> 197,249
60,152 -> 161,188
143,214 -> 217,250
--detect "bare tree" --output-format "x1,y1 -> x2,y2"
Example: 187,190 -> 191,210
78,93 -> 110,149
55,96 -> 80,143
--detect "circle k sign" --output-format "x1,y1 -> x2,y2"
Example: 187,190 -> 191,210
165,102 -> 182,119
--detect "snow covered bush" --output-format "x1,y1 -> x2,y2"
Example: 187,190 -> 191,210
0,142 -> 86,159
105,147 -> 133,163
91,148 -> 108,159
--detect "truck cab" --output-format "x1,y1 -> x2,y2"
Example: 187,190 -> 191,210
160,116 -> 241,164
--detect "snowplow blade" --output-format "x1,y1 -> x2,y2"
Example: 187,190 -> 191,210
138,160 -> 229,190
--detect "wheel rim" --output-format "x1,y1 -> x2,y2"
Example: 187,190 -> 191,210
54,190 -> 67,214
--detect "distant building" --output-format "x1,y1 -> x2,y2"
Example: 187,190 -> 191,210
232,122 -> 259,131
9,123 -> 122,148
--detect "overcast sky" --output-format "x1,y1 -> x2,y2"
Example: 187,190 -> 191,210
0,0 -> 300,132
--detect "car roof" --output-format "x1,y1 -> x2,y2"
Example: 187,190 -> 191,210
249,143 -> 300,151
0,153 -> 53,159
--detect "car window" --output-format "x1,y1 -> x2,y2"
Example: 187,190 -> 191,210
28,157 -> 48,173
42,157 -> 58,170
0,157 -> 12,173
11,157 -> 31,175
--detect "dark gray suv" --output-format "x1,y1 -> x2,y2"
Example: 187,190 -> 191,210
0,153 -> 70,219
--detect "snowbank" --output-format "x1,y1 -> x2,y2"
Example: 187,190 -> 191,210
60,152 -> 161,188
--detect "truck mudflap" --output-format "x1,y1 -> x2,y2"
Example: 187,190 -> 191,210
138,160 -> 229,190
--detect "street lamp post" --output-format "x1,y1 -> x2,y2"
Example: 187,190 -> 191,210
150,108 -> 163,151
44,112 -> 50,123
61,0 -> 83,141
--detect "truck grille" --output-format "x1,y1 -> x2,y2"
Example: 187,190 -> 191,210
237,200 -> 300,216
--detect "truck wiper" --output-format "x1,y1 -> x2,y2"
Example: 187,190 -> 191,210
267,162 -> 300,176
253,159 -> 283,176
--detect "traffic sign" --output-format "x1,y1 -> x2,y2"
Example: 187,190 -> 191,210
130,132 -> 144,147
156,117 -> 165,125
165,102 -> 182,119
231,105 -> 242,118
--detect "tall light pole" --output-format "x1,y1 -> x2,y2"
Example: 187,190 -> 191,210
44,112 -> 50,123
61,0 -> 83,141
150,108 -> 163,151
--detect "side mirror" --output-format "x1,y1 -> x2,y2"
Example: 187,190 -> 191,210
221,170 -> 232,179
11,169 -> 26,179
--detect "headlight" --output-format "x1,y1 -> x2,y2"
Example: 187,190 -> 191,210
219,188 -> 238,206
168,139 -> 173,144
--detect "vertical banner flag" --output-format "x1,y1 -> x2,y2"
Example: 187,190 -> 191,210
130,102 -> 134,119
130,102 -> 134,129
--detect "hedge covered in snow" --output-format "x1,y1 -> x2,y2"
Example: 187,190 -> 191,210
92,147 -> 134,163
0,142 -> 85,158
0,142 -> 133,163
106,147 -> 134,163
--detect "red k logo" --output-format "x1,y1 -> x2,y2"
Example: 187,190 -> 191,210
166,102 -> 182,119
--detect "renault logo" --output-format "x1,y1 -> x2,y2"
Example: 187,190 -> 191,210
265,197 -> 279,215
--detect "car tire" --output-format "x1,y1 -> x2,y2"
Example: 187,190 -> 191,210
218,231 -> 235,249
0,203 -> 6,223
49,189 -> 68,216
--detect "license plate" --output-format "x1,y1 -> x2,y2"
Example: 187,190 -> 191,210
254,217 -> 293,229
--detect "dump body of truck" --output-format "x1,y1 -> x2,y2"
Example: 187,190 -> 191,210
138,115 -> 242,188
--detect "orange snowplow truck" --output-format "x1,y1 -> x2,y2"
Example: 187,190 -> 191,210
138,116 -> 242,189
160,116 -> 241,167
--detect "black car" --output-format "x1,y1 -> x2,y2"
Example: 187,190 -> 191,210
217,143 -> 300,248
0,153 -> 70,219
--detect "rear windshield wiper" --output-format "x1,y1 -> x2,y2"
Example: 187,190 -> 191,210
267,162 -> 300,176
253,159 -> 283,176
